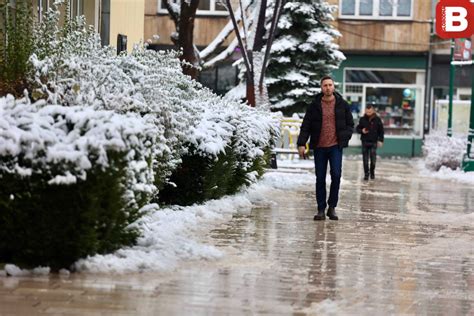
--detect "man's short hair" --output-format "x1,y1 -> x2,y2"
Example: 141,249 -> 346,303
320,75 -> 334,86
366,104 -> 373,109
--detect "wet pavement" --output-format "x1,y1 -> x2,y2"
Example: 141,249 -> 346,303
1,159 -> 473,315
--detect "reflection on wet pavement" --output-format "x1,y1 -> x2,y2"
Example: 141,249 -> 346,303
1,159 -> 473,315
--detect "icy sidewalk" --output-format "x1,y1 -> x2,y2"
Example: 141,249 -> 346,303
0,159 -> 473,315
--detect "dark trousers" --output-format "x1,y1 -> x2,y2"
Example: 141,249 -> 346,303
362,143 -> 377,176
314,145 -> 343,211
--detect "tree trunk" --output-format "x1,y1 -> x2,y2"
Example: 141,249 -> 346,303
246,50 -> 256,107
179,0 -> 200,79
248,0 -> 267,107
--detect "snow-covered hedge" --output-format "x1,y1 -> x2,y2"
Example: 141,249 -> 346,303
0,95 -> 161,268
0,6 -> 279,269
423,132 -> 467,171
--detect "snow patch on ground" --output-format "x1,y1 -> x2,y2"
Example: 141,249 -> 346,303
361,191 -> 401,198
301,298 -> 342,315
2,264 -> 50,277
381,175 -> 408,182
73,171 -> 313,274
277,158 -> 314,170
415,160 -> 474,185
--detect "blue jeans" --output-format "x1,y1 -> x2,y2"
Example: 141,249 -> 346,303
314,145 -> 343,211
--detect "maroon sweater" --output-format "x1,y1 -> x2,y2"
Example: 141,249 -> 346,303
317,97 -> 338,148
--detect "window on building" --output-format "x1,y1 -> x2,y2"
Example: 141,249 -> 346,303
346,69 -> 416,84
360,0 -> 373,16
36,0 -> 83,22
341,0 -> 355,15
199,63 -> 238,95
37,0 -> 51,22
159,0 -> 228,16
70,0 -> 83,18
397,0 -> 411,16
2,1 -> 16,30
339,0 -> 412,19
101,0 -> 110,46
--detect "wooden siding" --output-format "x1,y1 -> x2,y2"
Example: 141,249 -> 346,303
144,0 -> 236,47
326,0 -> 431,52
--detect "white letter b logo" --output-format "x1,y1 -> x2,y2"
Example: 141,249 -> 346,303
445,7 -> 468,32
436,0 -> 474,39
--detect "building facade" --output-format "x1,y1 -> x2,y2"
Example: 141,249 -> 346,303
4,1 -> 472,156
19,0 -> 144,52
327,0 -> 432,156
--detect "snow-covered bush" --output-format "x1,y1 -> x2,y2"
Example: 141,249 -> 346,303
29,7 -> 279,200
0,95 -> 160,269
423,132 -> 467,171
158,86 -> 278,205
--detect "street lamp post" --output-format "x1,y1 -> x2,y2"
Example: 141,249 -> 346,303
461,62 -> 474,171
448,39 -> 455,137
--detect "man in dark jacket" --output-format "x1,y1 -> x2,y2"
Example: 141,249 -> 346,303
356,104 -> 384,180
297,76 -> 354,221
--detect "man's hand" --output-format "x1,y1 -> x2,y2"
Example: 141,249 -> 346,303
377,141 -> 383,148
298,146 -> 307,159
362,128 -> 369,134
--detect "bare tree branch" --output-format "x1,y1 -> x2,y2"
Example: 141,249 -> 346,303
259,0 -> 285,89
163,0 -> 180,29
224,0 -> 252,82
239,0 -> 249,50
199,0 -> 252,60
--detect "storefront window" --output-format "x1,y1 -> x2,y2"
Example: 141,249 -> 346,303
366,87 -> 417,136
347,94 -> 363,121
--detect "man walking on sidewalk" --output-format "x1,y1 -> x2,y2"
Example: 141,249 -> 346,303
356,104 -> 384,180
297,76 -> 354,221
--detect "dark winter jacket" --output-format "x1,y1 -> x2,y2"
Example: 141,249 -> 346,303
356,114 -> 384,145
297,92 -> 354,149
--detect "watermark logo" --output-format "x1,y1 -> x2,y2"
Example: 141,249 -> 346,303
436,0 -> 474,38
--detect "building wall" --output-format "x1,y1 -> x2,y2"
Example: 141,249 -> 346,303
110,0 -> 145,51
